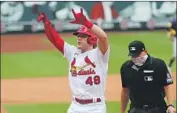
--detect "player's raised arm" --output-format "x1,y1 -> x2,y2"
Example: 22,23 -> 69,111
36,11 -> 64,54
70,8 -> 109,55
90,25 -> 108,55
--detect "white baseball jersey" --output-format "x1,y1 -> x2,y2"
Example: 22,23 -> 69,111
64,42 -> 110,100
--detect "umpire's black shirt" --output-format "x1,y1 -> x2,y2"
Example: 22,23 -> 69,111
120,54 -> 173,108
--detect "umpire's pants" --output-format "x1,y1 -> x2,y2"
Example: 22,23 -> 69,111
128,107 -> 166,113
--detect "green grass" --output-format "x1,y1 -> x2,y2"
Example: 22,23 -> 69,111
1,51 -> 68,78
4,100 -> 176,113
1,31 -> 176,78
4,101 -> 121,113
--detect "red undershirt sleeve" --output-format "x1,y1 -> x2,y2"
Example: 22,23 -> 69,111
43,21 -> 64,54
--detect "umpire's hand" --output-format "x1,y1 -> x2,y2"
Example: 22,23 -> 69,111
167,105 -> 176,113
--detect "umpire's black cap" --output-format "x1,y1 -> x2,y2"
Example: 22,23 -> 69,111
128,40 -> 146,57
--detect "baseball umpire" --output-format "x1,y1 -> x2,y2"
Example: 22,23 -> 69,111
120,40 -> 176,113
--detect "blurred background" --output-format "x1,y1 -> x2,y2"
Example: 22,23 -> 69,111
1,1 -> 176,33
1,1 -> 176,113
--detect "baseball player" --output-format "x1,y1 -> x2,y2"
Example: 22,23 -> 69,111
167,19 -> 176,73
37,8 -> 110,113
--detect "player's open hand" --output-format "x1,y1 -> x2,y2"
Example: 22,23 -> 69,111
70,8 -> 87,25
36,11 -> 48,23
70,8 -> 93,29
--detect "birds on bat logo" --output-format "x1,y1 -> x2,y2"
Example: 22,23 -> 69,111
70,56 -> 96,76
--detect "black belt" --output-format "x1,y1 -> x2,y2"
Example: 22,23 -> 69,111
134,104 -> 160,109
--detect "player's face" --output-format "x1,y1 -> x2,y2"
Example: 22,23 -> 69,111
77,34 -> 91,50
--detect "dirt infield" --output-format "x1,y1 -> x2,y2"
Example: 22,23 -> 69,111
1,33 -> 73,53
1,75 -> 123,104
1,33 -> 176,105
1,74 -> 176,104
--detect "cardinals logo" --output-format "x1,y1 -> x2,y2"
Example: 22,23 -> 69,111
70,56 -> 96,76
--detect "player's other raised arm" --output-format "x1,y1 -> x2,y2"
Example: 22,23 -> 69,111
36,11 -> 64,54
70,8 -> 109,55
91,25 -> 108,55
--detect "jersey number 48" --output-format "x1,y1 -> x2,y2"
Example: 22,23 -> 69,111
85,75 -> 101,86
